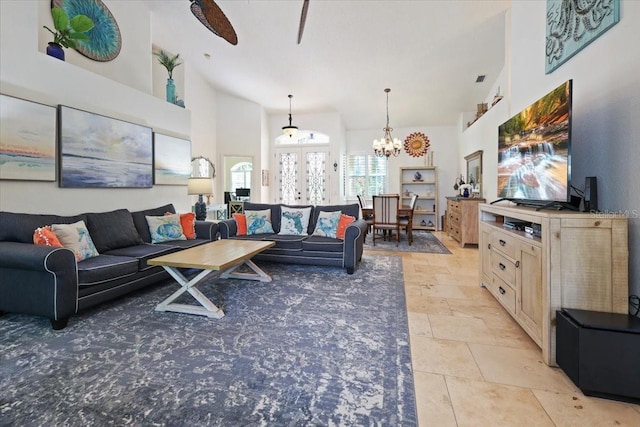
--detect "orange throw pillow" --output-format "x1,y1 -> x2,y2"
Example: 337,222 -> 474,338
233,213 -> 247,236
165,212 -> 196,239
337,214 -> 356,239
33,226 -> 63,247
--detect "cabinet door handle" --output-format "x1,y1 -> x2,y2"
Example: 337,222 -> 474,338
515,260 -> 520,268
488,243 -> 491,250
499,239 -> 506,246
499,263 -> 506,270
499,286 -> 506,295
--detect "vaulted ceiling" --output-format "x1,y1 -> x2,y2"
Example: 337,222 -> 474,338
147,0 -> 510,130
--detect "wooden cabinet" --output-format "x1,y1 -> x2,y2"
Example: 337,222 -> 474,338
479,203 -> 628,366
399,166 -> 438,231
446,197 -> 485,246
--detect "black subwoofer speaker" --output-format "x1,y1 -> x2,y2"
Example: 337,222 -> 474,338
583,176 -> 598,212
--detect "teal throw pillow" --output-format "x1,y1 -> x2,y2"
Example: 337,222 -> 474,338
246,209 -> 275,235
312,210 -> 342,238
278,206 -> 312,236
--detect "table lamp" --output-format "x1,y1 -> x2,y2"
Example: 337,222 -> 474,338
187,177 -> 213,221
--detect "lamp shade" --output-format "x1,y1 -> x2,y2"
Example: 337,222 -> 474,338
187,177 -> 213,195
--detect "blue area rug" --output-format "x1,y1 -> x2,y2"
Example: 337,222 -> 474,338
364,230 -> 451,254
0,256 -> 416,426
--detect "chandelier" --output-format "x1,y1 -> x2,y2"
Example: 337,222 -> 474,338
373,88 -> 402,158
282,94 -> 298,137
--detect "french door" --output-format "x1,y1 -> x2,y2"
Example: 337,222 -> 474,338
274,146 -> 330,205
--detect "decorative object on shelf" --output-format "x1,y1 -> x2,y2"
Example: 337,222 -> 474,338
403,132 -> 430,158
43,6 -> 94,61
545,0 -> 620,74
153,134 -> 191,186
420,220 -> 426,227
413,171 -> 423,182
58,105 -> 153,188
282,94 -> 298,138
0,94 -> 56,182
491,86 -> 503,106
52,0 -> 121,62
188,177 -> 214,221
373,88 -> 402,158
190,0 -> 238,45
453,175 -> 465,193
154,49 -> 182,104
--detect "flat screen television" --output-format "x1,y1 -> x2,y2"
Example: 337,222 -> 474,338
496,80 -> 573,209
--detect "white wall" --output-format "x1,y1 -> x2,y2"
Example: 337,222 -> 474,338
460,1 -> 640,304
347,125 -> 458,229
0,1 -> 193,214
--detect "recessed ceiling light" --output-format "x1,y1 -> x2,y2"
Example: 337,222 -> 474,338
204,53 -> 211,59
476,75 -> 486,83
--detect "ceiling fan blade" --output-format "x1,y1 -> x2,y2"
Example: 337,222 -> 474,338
190,0 -> 238,45
297,0 -> 309,44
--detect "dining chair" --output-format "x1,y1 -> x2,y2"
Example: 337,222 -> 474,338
357,194 -> 374,237
372,194 -> 400,246
398,194 -> 419,245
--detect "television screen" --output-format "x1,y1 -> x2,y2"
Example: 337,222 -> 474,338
497,80 -> 572,203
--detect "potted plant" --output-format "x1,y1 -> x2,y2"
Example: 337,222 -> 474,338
154,49 -> 182,104
43,7 -> 94,61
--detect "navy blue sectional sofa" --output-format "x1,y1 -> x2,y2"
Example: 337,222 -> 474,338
0,204 -> 218,329
218,202 -> 368,274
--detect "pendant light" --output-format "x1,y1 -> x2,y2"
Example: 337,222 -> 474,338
282,94 -> 298,138
373,88 -> 402,158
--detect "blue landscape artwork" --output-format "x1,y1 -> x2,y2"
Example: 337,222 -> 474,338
153,133 -> 191,185
58,105 -> 153,188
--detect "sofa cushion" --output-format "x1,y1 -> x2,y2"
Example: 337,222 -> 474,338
0,211 -> 86,243
33,226 -> 63,247
77,254 -> 140,287
337,214 -> 356,239
51,220 -> 100,261
243,203 -> 282,232
279,206 -> 312,236
311,204 -> 359,230
302,236 -> 345,253
104,243 -> 179,270
86,209 -> 144,252
264,234 -> 305,251
131,204 -> 176,243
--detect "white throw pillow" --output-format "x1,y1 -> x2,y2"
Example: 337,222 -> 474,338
278,206 -> 312,236
51,220 -> 99,261
245,209 -> 275,235
312,210 -> 342,238
146,214 -> 186,243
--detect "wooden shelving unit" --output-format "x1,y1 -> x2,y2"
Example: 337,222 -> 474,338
399,166 -> 438,231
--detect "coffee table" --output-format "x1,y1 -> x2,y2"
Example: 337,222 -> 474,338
148,239 -> 275,319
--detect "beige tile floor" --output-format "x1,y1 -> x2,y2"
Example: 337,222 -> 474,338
365,231 -> 640,427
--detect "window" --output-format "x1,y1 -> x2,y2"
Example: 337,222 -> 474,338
344,154 -> 387,199
275,130 -> 330,145
230,162 -> 252,190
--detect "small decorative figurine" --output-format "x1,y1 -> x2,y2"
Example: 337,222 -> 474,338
414,171 -> 422,181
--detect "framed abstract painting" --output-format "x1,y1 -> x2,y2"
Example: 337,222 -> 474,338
58,105 -> 153,188
153,133 -> 191,185
0,94 -> 57,181
546,0 -> 620,74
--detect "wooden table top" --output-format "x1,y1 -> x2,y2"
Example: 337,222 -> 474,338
147,239 -> 275,271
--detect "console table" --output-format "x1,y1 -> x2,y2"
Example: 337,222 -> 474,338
479,203 -> 628,366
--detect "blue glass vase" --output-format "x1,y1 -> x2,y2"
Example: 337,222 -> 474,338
166,78 -> 176,103
46,42 -> 65,61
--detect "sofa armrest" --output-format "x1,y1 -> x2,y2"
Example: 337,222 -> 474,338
343,219 -> 368,274
218,219 -> 238,239
195,220 -> 219,241
0,241 -> 78,323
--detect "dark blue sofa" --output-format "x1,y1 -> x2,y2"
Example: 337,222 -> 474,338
218,202 -> 367,274
0,204 -> 218,329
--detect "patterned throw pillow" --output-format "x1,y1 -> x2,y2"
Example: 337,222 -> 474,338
146,214 -> 186,243
312,210 -> 342,238
33,226 -> 63,247
245,209 -> 274,235
166,212 -> 196,239
51,220 -> 99,261
278,206 -> 312,236
336,214 -> 356,239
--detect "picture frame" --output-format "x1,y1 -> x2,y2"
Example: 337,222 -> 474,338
58,105 -> 153,188
465,150 -> 483,197
153,133 -> 191,185
0,94 -> 57,181
545,0 -> 620,74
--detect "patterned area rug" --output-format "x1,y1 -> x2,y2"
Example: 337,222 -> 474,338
364,230 -> 451,254
0,257 -> 416,426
